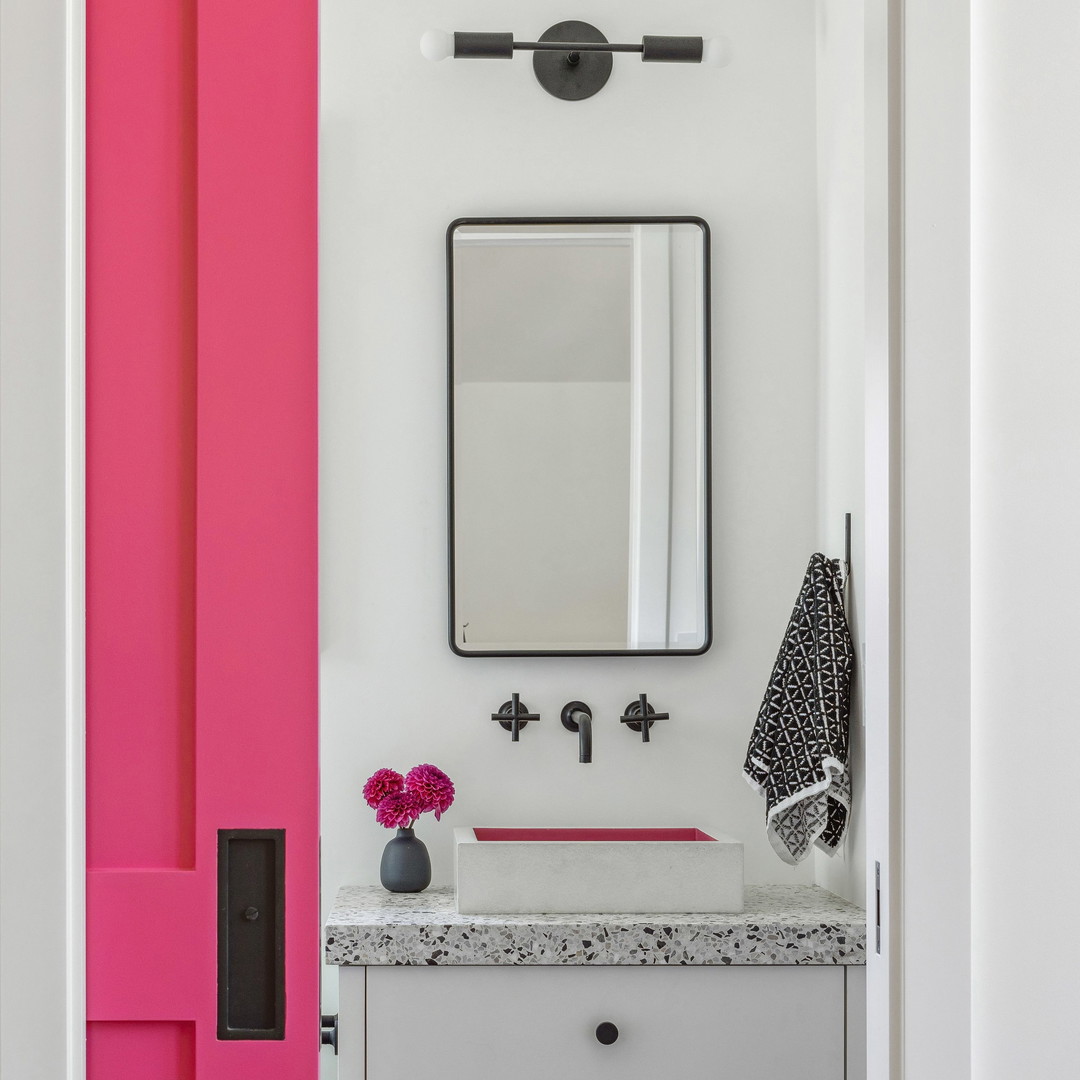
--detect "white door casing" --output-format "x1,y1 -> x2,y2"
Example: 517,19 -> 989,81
0,0 -> 85,1078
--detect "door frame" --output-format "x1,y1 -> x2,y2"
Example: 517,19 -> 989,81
0,0 -> 85,1076
862,1 -> 902,1075
894,2 -> 973,1078
864,4 -> 973,1076
0,1 -> 975,1077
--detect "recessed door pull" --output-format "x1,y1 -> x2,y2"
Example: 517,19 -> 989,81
217,829 -> 285,1040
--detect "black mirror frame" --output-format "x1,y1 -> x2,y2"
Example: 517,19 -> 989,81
446,216 -> 713,658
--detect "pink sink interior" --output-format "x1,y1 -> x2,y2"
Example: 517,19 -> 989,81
472,828 -> 716,843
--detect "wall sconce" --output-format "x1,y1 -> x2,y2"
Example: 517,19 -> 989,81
420,20 -> 731,101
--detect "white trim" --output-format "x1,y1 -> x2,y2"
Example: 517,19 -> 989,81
65,0 -> 87,1074
862,1 -> 904,1077
0,0 -> 84,1076
900,1 -> 972,1077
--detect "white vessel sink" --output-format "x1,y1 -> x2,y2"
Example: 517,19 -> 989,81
453,827 -> 743,915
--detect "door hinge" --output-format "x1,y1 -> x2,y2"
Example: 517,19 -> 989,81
321,1013 -> 339,1055
875,860 -> 882,954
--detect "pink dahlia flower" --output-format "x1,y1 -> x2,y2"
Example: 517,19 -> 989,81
363,767 -> 404,809
405,764 -> 455,821
375,790 -> 423,830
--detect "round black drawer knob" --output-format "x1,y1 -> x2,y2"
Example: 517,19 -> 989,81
243,906 -> 260,921
595,1022 -> 619,1045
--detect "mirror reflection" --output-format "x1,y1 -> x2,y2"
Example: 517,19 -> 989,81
449,218 -> 711,655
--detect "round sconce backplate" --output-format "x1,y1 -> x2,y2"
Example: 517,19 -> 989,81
532,21 -> 613,101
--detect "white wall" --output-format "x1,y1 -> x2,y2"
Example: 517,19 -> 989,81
813,0 -> 866,910
971,3 -> 1080,1077
319,0 -> 822,1018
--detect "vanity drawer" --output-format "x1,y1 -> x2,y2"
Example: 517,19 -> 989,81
351,965 -> 845,1079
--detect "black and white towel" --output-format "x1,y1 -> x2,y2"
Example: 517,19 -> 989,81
743,553 -> 854,865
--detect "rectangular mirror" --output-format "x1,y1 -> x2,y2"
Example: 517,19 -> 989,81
448,217 -> 711,656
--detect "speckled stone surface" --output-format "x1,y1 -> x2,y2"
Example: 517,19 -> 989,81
325,884 -> 865,967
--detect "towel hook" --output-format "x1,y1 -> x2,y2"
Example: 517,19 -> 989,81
833,514 -> 851,591
832,512 -> 852,588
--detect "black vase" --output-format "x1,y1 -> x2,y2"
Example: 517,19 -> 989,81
379,827 -> 431,893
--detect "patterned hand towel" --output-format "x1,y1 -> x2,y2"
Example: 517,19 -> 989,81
743,553 -> 854,865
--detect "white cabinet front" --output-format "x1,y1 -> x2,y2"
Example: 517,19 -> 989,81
356,965 -> 845,1079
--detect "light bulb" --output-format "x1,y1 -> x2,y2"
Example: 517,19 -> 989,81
703,35 -> 733,68
420,29 -> 454,62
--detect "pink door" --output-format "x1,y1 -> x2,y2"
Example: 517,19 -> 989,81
85,2 -> 318,1077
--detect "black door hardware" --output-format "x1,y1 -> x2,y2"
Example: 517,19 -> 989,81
321,1013 -> 339,1055
595,1021 -> 620,1045
492,693 -> 539,741
560,701 -> 593,763
620,693 -> 669,743
217,829 -> 285,1040
875,861 -> 882,954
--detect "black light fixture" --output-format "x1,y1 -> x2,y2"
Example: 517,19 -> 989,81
420,20 -> 731,101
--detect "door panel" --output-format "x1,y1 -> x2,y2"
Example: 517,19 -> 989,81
86,2 -> 318,1076
86,1022 -> 195,1080
85,0 -> 197,878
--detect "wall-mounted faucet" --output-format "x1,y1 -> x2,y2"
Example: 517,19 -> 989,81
620,693 -> 669,743
560,701 -> 593,763
492,693 -> 539,742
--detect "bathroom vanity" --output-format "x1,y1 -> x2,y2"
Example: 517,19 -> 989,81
325,885 -> 866,1079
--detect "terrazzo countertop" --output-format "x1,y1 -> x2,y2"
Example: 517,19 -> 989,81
325,885 -> 866,967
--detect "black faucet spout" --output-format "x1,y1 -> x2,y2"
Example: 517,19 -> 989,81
575,711 -> 592,763
560,700 -> 593,763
